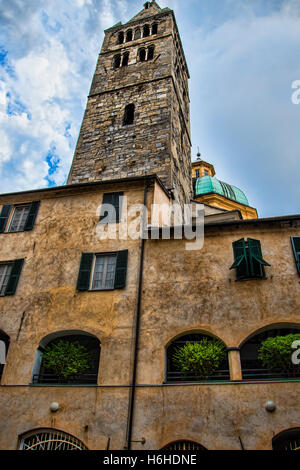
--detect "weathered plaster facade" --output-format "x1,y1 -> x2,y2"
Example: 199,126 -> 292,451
0,179 -> 300,449
0,0 -> 300,452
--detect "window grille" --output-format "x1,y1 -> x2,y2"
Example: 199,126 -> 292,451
20,430 -> 88,450
162,441 -> 206,451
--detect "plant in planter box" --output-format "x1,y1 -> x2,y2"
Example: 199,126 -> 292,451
42,340 -> 91,379
258,333 -> 300,375
172,338 -> 226,379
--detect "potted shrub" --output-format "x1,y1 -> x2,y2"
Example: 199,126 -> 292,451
172,338 -> 226,379
258,333 -> 300,376
42,340 -> 91,382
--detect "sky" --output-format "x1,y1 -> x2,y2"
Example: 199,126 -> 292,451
0,0 -> 299,217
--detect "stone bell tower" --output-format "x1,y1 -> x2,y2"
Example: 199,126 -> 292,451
67,1 -> 192,205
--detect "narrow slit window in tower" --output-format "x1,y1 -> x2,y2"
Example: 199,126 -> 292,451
123,104 -> 135,125
118,31 -> 124,45
126,30 -> 132,42
113,54 -> 121,69
143,24 -> 150,37
122,52 -> 129,67
134,28 -> 141,40
147,46 -> 154,61
139,48 -> 146,62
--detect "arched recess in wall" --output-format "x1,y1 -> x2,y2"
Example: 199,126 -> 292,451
19,428 -> 88,450
165,331 -> 229,383
31,330 -> 101,385
0,330 -> 10,382
272,428 -> 300,450
239,323 -> 300,380
161,440 -> 207,451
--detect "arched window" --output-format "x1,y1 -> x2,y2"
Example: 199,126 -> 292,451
19,429 -> 88,450
0,330 -> 9,382
122,52 -> 129,67
113,54 -> 121,69
134,28 -> 141,40
166,332 -> 229,382
143,24 -> 150,37
117,31 -> 124,45
31,331 -> 101,385
126,29 -> 132,42
240,326 -> 300,380
273,428 -> 300,450
123,104 -> 135,125
161,440 -> 206,451
139,48 -> 146,62
152,23 -> 158,35
147,46 -> 154,61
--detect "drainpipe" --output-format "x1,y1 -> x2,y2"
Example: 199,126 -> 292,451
126,181 -> 149,450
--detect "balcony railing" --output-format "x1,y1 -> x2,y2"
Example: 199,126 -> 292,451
242,368 -> 300,380
166,369 -> 230,382
32,372 -> 98,385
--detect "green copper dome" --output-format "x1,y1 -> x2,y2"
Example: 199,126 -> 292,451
195,176 -> 249,206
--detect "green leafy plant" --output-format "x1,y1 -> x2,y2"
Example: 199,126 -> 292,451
258,333 -> 300,373
42,340 -> 91,379
172,338 -> 226,378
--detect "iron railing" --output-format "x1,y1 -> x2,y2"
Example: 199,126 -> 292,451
242,368 -> 300,380
32,373 -> 98,385
166,369 -> 230,382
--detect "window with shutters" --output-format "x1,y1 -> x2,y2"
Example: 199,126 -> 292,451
291,236 -> 300,275
0,259 -> 24,296
77,250 -> 128,291
99,192 -> 123,223
0,330 -> 9,383
0,263 -> 12,296
92,254 -> 116,290
8,204 -> 30,232
0,201 -> 40,233
230,238 -> 270,280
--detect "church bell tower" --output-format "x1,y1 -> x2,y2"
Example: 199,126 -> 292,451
67,1 -> 192,205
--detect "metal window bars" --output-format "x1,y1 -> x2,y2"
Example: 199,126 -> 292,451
20,430 -> 88,450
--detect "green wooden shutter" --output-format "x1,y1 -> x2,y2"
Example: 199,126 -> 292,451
114,250 -> 128,289
230,239 -> 247,266
248,238 -> 270,265
100,192 -> 123,223
0,205 -> 12,233
76,253 -> 94,291
5,259 -> 24,295
291,236 -> 300,274
24,201 -> 40,231
230,238 -> 249,280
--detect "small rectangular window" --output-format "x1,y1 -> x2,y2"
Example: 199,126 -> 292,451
92,254 -> 117,290
0,259 -> 24,296
99,192 -> 124,223
0,201 -> 40,233
8,204 -> 30,232
0,263 -> 12,296
195,170 -> 200,178
77,250 -> 128,292
230,238 -> 270,280
291,236 -> 300,274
